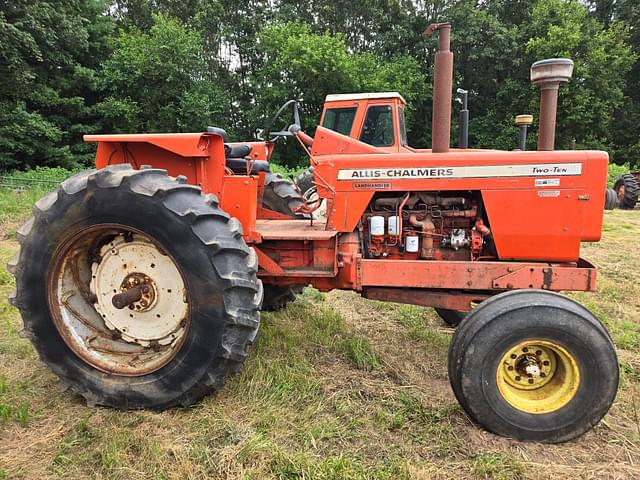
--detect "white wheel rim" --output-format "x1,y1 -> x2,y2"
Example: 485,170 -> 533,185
49,225 -> 191,376
90,234 -> 187,346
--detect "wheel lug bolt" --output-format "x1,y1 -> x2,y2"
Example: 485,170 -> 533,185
507,366 -> 514,371
528,379 -> 534,384
536,350 -> 542,356
522,347 -> 528,353
540,372 -> 546,377
515,375 -> 521,381
510,354 -> 517,359
543,360 -> 549,366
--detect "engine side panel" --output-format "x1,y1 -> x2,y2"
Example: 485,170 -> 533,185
311,135 -> 608,262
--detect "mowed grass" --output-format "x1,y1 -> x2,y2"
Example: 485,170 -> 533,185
1,188 -> 640,478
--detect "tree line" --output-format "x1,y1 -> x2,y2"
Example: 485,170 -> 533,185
0,0 -> 638,170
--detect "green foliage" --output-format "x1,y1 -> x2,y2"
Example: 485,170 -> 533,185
451,0 -> 635,153
253,21 -> 427,124
1,0 -> 640,169
526,0 -> 636,152
0,167 -> 79,223
0,0 -> 114,170
0,404 -> 11,425
472,453 -> 526,480
609,0 -> 640,166
250,22 -> 428,164
394,305 -> 450,348
14,403 -> 30,428
98,14 -> 230,134
268,451 -> 408,479
342,336 -> 381,370
269,163 -> 307,180
0,375 -> 30,429
608,163 -> 631,187
5,166 -> 82,183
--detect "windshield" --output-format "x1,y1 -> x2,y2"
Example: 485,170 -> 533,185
322,107 -> 357,136
360,105 -> 395,147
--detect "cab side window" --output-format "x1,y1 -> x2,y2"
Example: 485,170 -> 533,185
398,107 -> 408,146
322,107 -> 357,136
360,105 -> 395,147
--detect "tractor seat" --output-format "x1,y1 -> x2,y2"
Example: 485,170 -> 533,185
224,144 -> 270,174
225,157 -> 270,175
208,126 -> 271,175
225,144 -> 251,158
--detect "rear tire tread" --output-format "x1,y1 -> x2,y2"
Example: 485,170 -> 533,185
263,173 -> 304,215
9,164 -> 262,410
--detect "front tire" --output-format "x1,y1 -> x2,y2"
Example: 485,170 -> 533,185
448,290 -> 618,443
9,165 -> 262,409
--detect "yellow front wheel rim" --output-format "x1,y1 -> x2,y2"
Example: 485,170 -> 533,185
496,340 -> 580,414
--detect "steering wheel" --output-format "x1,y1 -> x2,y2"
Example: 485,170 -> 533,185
264,99 -> 302,140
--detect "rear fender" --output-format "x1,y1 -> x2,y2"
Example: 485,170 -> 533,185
85,133 -> 228,196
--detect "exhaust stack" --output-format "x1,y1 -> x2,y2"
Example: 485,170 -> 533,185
425,23 -> 453,153
530,58 -> 574,151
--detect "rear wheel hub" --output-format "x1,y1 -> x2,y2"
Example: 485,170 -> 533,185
113,272 -> 157,312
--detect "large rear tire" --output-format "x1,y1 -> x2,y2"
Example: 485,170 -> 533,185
260,172 -> 306,311
448,290 -> 618,442
614,174 -> 639,209
262,172 -> 304,215
8,165 -> 262,409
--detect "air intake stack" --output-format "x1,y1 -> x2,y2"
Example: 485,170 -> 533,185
530,58 -> 574,151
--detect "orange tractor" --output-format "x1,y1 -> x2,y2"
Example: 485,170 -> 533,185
8,24 -> 618,443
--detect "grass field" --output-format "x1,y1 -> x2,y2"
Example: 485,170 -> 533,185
0,183 -> 639,479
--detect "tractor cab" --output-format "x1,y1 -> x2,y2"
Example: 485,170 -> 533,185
319,92 -> 410,152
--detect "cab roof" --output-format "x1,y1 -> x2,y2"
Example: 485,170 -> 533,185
324,92 -> 406,104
